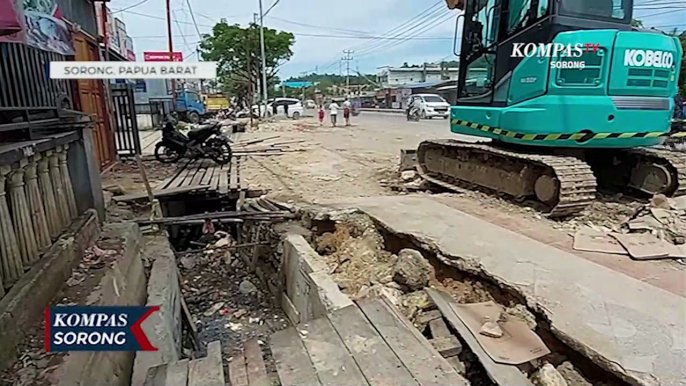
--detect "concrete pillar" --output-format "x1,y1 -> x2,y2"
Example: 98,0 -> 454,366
38,151 -> 61,240
49,147 -> 70,229
26,155 -> 51,252
58,144 -> 78,219
9,159 -> 39,266
0,165 -> 23,286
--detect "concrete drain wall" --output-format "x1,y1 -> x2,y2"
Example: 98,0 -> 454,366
280,234 -> 353,324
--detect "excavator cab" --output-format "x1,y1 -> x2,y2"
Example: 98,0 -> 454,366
450,0 -> 681,148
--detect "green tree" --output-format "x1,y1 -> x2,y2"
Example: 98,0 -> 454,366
199,20 -> 295,105
631,19 -> 643,28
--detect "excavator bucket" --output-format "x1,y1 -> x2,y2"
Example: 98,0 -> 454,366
445,0 -> 465,10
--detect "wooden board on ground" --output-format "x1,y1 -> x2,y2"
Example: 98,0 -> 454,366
230,156 -> 239,191
426,288 -> 534,386
113,185 -> 212,202
270,328 -> 321,386
298,316 -> 370,386
188,341 -> 225,386
228,348 -> 249,386
327,304 -> 419,386
611,233 -> 674,260
218,162 -> 230,194
244,338 -> 270,386
573,228 -> 627,255
356,298 -> 468,386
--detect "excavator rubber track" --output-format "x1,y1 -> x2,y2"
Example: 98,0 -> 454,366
417,140 -> 598,217
626,147 -> 686,197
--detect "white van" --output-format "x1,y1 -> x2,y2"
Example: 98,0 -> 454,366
409,94 -> 451,119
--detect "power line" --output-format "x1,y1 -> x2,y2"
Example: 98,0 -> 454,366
112,0 -> 152,14
264,0 -> 282,17
356,8 -> 451,56
185,0 -> 203,40
306,0 -> 445,74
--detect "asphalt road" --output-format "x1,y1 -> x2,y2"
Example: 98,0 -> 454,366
352,110 -> 482,143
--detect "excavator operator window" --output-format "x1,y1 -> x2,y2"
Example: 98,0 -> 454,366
460,0 -> 499,99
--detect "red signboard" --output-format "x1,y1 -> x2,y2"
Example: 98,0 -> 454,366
144,52 -> 183,62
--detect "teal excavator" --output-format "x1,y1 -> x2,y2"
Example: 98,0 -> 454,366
417,0 -> 684,216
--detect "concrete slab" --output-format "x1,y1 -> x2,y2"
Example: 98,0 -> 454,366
333,195 -> 686,386
132,234 -> 183,386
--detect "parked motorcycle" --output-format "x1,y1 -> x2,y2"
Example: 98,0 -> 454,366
154,118 -> 232,165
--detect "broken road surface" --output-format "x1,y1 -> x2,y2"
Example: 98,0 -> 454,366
331,195 -> 686,386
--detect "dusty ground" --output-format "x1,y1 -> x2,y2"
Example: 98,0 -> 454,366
239,114 -> 686,298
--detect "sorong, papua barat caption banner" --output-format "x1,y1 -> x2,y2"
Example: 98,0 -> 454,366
0,0 -> 75,56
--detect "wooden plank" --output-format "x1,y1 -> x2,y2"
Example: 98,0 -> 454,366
244,338 -> 270,386
328,305 -> 419,386
188,341 -> 225,386
357,299 -> 468,386
159,160 -> 191,190
218,161 -> 231,194
430,336 -> 463,358
229,156 -> 239,191
180,161 -> 202,188
190,160 -> 209,187
113,185 -> 212,202
201,161 -> 216,187
270,327 -> 320,386
170,161 -> 195,189
143,364 -> 167,386
299,317 -> 369,386
426,289 -> 534,386
228,349 -> 249,386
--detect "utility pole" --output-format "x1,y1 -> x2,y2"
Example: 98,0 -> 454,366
258,0 -> 269,119
342,50 -> 354,97
166,0 -> 176,108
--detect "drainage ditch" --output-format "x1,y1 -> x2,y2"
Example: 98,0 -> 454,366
298,208 -> 629,386
160,197 -> 631,386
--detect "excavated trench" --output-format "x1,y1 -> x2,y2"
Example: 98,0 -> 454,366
300,210 -> 630,386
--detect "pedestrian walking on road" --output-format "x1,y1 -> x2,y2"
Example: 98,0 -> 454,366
329,101 -> 340,126
284,101 -> 289,118
343,98 -> 352,126
318,106 -> 325,126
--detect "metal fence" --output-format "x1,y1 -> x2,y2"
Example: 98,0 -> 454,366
0,43 -> 74,124
112,84 -> 141,156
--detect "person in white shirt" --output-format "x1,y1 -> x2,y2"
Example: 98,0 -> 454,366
343,99 -> 352,126
329,101 -> 340,126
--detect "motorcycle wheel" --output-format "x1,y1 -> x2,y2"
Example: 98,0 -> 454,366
154,143 -> 183,163
207,138 -> 232,165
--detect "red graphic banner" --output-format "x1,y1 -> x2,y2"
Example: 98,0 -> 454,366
144,52 -> 183,62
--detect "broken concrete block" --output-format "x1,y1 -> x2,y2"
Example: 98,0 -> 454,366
555,362 -> 592,386
416,309 -> 443,325
479,321 -> 504,338
429,318 -> 452,338
430,336 -> 463,358
392,249 -> 433,291
532,363 -> 568,386
446,356 -> 467,376
401,170 -> 417,182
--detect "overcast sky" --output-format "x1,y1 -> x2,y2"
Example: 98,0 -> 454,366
110,0 -> 686,78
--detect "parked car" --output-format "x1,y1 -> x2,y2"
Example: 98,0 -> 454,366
252,98 -> 304,119
409,94 -> 451,119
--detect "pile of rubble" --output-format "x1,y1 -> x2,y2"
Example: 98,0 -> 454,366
573,194 -> 686,262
